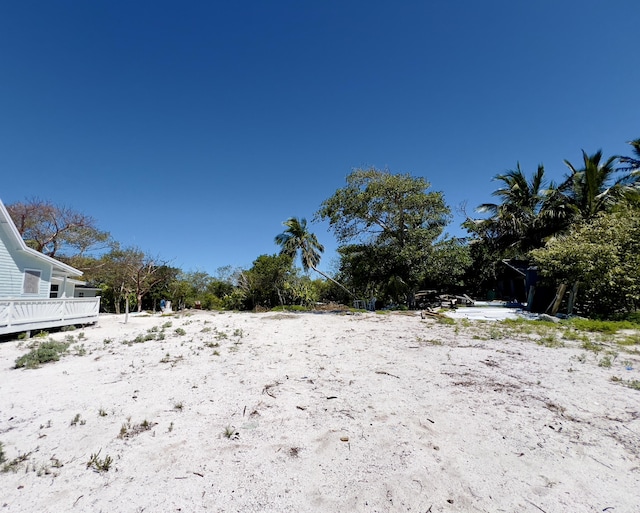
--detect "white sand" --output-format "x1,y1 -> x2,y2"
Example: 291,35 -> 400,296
1,310 -> 639,512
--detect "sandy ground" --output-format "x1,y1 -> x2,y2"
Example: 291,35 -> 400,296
1,309 -> 640,513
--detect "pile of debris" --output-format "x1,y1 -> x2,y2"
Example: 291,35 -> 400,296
414,290 -> 474,310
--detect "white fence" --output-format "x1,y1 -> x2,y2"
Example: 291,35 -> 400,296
0,297 -> 100,336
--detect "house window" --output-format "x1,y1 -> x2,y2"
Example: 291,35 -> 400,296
50,284 -> 59,298
23,269 -> 41,295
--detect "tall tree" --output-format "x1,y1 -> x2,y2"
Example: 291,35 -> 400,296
618,138 -> 640,172
316,168 -> 450,303
470,164 -> 563,253
239,253 -> 294,309
7,198 -> 110,257
96,247 -> 168,313
275,217 -> 354,297
561,149 -> 639,222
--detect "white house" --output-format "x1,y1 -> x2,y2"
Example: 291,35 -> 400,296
0,198 -> 100,336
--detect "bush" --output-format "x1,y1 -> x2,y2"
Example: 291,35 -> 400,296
531,211 -> 640,318
15,341 -> 70,369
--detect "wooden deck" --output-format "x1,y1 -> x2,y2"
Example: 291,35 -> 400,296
0,297 -> 100,336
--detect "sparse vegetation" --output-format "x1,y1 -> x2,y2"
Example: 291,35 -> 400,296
222,425 -> 239,440
70,413 -> 86,426
86,450 -> 113,473
582,340 -> 604,353
611,376 -> 640,391
1,452 -> 31,473
73,343 -> 87,356
119,418 -> 156,438
599,351 -> 618,368
537,333 -> 564,348
215,330 -> 228,340
567,318 -> 637,334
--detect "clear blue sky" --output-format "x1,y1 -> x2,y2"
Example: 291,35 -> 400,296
1,1 -> 638,276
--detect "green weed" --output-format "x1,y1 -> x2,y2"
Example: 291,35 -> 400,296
567,318 -> 636,334
72,344 -> 87,356
222,425 -> 239,440
118,418 -> 155,439
70,413 -> 85,426
1,452 -> 31,473
598,354 -> 615,368
86,450 -> 112,473
618,334 -> 640,346
538,334 -> 564,348
582,340 -> 604,353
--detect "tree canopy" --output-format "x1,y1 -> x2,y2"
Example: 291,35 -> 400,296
7,198 -> 110,257
316,167 -> 451,303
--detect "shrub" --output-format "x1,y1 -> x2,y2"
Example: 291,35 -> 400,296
531,211 -> 640,318
15,341 -> 70,369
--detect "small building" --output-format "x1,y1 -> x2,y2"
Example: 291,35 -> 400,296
0,199 -> 100,336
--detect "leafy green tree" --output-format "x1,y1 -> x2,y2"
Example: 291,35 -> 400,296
275,217 -> 353,297
530,210 -> 640,317
167,274 -> 195,310
94,246 -> 167,313
316,168 -> 450,304
146,266 -> 180,310
334,243 -> 398,301
239,254 -> 294,310
422,239 -> 472,291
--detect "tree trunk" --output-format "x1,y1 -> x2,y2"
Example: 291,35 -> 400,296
310,265 -> 355,298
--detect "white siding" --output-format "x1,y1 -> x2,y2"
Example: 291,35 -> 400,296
0,226 -> 52,298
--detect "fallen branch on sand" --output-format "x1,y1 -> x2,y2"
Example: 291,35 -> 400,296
375,370 -> 400,379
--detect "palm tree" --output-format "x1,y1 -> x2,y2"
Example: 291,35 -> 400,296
275,217 -> 354,297
474,164 -> 560,253
618,138 -> 640,172
561,149 -> 639,222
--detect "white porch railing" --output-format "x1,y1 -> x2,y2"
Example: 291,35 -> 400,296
0,297 -> 100,336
